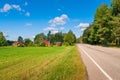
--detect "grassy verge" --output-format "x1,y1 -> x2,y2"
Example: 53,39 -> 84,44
0,46 -> 86,80
40,46 -> 86,80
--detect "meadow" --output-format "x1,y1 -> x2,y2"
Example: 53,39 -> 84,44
0,46 -> 86,80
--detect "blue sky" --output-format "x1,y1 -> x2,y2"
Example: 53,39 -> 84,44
0,0 -> 110,40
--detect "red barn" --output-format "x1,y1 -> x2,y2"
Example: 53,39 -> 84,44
56,42 -> 62,46
12,42 -> 25,47
44,41 -> 50,46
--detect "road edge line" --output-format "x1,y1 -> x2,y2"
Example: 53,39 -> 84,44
79,46 -> 113,80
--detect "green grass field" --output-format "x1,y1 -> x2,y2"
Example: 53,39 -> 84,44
0,46 -> 86,80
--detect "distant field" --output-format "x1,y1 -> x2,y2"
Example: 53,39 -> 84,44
0,46 -> 86,80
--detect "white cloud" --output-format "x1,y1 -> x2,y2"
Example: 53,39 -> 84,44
4,4 -> 12,12
52,30 -> 59,34
44,14 -> 68,34
0,4 -> 12,12
25,23 -> 32,27
44,27 -> 59,34
24,2 -> 28,6
32,36 -> 35,38
58,8 -> 61,11
25,12 -> 30,16
0,3 -> 30,17
75,23 -> 89,28
12,5 -> 21,11
49,14 -> 68,27
60,27 -> 64,30
0,4 -> 22,12
44,27 -> 57,31
3,31 -> 9,37
81,28 -> 86,32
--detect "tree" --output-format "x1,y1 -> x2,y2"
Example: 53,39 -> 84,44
54,32 -> 63,42
111,14 -> 120,45
82,25 -> 93,43
50,34 -> 55,46
83,4 -> 114,45
111,0 -> 120,16
24,38 -> 34,46
76,36 -> 83,43
111,0 -> 120,45
18,36 -> 24,43
82,0 -> 120,46
89,25 -> 100,44
7,40 -> 14,46
63,30 -> 76,46
47,31 -> 51,41
34,33 -> 46,46
94,4 -> 111,22
0,32 -> 7,46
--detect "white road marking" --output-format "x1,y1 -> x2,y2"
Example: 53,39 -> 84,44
79,46 -> 113,80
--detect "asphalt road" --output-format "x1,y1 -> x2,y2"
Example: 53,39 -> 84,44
77,44 -> 120,80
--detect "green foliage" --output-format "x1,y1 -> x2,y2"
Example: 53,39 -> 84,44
24,38 -> 34,46
47,31 -> 51,41
18,36 -> 24,43
63,30 -> 76,46
34,33 -> 46,46
82,25 -> 93,43
76,37 -> 82,43
34,32 -> 64,46
111,0 -> 120,16
7,40 -> 14,46
0,32 -> 7,46
54,32 -> 63,42
47,31 -> 63,45
40,42 -> 46,46
64,42 -> 69,46
82,0 -> 120,46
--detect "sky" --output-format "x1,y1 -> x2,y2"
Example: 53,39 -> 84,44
0,0 -> 111,41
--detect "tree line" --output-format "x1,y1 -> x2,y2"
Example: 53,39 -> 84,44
82,0 -> 120,46
0,30 -> 76,47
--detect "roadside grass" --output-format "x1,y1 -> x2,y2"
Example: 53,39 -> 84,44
0,46 -> 86,80
40,46 -> 86,80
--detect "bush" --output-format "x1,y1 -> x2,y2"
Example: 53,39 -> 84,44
64,42 -> 69,46
40,42 -> 46,47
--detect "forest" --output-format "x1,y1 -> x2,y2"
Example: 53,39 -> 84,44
0,30 -> 76,47
82,0 -> 120,46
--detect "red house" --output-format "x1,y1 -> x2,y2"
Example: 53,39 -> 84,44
44,41 -> 50,46
56,42 -> 62,46
12,42 -> 25,47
